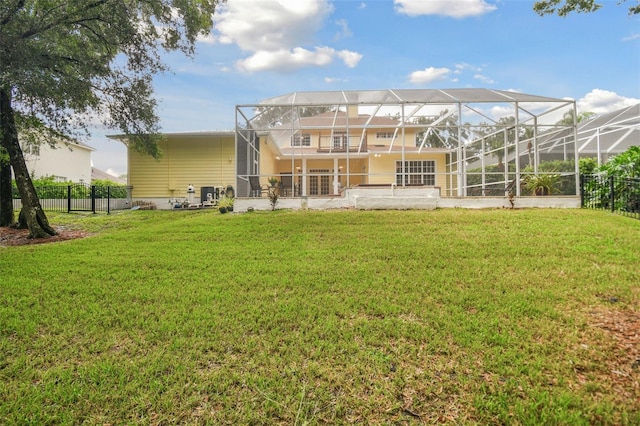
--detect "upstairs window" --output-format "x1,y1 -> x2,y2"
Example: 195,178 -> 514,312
376,132 -> 395,139
291,133 -> 311,147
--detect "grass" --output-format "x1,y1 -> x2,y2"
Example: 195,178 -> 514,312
1,208 -> 639,424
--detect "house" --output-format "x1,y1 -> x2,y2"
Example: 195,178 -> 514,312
21,138 -> 94,183
120,90 -> 640,210
250,108 -> 449,196
111,131 -> 236,209
234,89 -> 582,209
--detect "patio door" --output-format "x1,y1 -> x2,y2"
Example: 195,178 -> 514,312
309,169 -> 331,195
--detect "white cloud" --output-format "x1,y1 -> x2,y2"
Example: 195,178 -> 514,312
237,47 -> 360,72
473,74 -> 495,85
577,89 -> 640,115
197,33 -> 216,44
325,77 -> 348,83
334,19 -> 352,40
394,0 -> 497,18
214,0 -> 333,51
455,62 -> 483,74
337,50 -> 363,68
409,67 -> 451,84
211,0 -> 362,73
622,33 -> 640,42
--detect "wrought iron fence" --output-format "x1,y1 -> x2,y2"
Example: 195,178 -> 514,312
580,175 -> 640,219
12,184 -> 131,214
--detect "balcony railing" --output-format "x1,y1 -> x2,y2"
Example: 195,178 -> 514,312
317,134 -> 367,152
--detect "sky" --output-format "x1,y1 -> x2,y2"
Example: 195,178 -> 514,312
89,0 -> 640,177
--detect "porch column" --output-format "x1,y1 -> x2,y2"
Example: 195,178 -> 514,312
302,158 -> 307,196
333,158 -> 339,194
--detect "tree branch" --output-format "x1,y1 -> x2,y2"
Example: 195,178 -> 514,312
0,0 -> 26,26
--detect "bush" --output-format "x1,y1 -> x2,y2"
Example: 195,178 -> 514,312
583,147 -> 640,212
12,177 -> 128,199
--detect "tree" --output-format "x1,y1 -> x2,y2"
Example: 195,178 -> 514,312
475,116 -> 519,170
597,145 -> 640,178
0,0 -> 222,237
534,0 -> 639,16
0,147 -> 12,226
414,110 -> 469,150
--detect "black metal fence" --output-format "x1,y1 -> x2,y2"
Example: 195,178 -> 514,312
12,184 -> 131,214
580,175 -> 640,219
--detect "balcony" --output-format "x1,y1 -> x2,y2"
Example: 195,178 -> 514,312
317,134 -> 367,153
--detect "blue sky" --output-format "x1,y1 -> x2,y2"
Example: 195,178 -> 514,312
91,0 -> 640,177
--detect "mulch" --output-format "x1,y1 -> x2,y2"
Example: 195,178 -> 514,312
0,226 -> 91,247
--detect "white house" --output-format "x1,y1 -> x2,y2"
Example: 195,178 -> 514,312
21,139 -> 94,183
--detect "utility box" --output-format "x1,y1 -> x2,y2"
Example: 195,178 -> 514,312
201,186 -> 219,203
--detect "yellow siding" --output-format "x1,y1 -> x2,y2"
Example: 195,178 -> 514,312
368,153 -> 447,188
258,137 -> 278,186
369,129 -> 419,148
128,135 -> 235,199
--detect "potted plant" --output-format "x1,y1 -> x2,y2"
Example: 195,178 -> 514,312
268,177 -> 279,188
523,173 -> 561,196
218,196 -> 234,213
225,196 -> 234,212
218,198 -> 228,213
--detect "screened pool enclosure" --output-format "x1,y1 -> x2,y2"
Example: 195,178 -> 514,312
235,89 -> 579,199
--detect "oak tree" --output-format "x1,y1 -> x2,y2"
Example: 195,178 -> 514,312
534,0 -> 639,16
0,0 -> 222,237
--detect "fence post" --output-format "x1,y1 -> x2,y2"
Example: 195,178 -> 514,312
579,175 -> 585,208
609,176 -> 615,213
107,186 -> 111,215
67,185 -> 71,213
91,185 -> 96,214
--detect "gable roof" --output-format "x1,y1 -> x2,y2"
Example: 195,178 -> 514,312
293,111 -> 400,128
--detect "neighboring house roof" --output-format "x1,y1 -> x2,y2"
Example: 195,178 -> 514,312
91,167 -> 126,184
255,88 -> 569,106
70,139 -> 96,152
20,137 -> 96,153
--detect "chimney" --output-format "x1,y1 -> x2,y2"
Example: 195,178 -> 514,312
347,105 -> 359,119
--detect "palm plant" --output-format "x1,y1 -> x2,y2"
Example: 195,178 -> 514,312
523,173 -> 561,196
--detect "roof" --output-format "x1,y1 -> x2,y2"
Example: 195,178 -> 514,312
108,130 -> 235,144
255,88 -> 570,106
537,103 -> 640,156
576,103 -> 640,155
91,167 -> 126,184
289,111 -> 400,128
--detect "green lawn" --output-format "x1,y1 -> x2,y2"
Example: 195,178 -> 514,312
1,209 -> 638,425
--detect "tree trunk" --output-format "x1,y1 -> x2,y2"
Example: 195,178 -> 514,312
0,155 -> 14,227
0,88 -> 56,238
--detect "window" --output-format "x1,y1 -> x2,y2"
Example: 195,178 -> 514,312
292,133 -> 311,147
376,132 -> 395,139
332,132 -> 347,149
22,143 -> 40,156
396,160 -> 436,186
